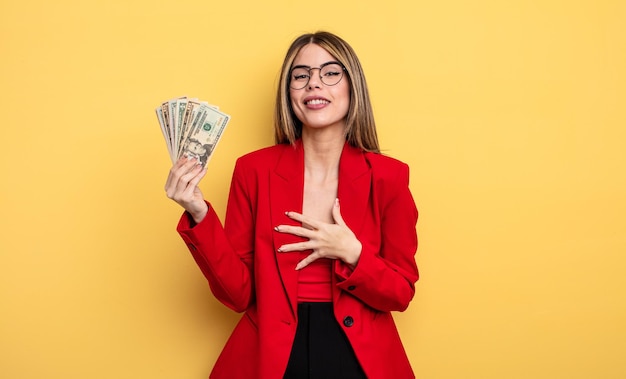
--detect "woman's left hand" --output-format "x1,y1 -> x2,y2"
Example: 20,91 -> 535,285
275,199 -> 362,270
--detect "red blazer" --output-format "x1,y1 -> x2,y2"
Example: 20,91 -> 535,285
177,140 -> 419,379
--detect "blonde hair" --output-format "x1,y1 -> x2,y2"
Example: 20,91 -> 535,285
273,31 -> 380,153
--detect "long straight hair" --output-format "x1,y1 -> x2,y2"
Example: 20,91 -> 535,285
273,31 -> 380,153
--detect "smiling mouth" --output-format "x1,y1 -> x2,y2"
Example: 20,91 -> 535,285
305,99 -> 330,105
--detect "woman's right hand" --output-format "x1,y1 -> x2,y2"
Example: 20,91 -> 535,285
165,156 -> 209,223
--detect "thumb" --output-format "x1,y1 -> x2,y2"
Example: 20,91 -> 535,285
331,198 -> 346,226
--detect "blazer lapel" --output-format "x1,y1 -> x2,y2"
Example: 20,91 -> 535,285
337,143 -> 372,237
333,144 -> 372,302
270,142 -> 305,318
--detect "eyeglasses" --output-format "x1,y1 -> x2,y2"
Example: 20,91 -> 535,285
289,61 -> 346,90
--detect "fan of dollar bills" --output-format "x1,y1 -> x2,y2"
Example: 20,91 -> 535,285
155,97 -> 230,167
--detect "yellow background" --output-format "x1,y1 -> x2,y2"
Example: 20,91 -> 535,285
1,0 -> 625,378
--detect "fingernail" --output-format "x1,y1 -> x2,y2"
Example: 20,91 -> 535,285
274,226 -> 280,232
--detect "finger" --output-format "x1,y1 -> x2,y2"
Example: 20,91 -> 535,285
164,159 -> 185,192
331,198 -> 346,226
188,165 -> 207,188
274,225 -> 315,239
175,163 -> 203,197
167,161 -> 202,200
165,157 -> 198,193
182,165 -> 207,197
295,252 -> 321,270
285,211 -> 321,230
277,241 -> 312,253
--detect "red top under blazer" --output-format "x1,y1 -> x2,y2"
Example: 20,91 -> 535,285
177,140 -> 419,379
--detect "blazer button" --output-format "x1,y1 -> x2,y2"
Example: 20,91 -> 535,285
343,316 -> 354,327
347,285 -> 356,291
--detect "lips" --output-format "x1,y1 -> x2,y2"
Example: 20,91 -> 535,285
304,96 -> 330,106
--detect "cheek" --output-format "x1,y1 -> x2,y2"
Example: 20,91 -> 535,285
336,79 -> 350,99
289,93 -> 304,116
335,86 -> 351,115
289,94 -> 297,110
289,90 -> 299,104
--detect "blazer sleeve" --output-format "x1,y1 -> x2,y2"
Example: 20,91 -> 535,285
177,159 -> 255,313
335,162 -> 419,312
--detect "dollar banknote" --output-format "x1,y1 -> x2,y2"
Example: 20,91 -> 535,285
155,97 -> 229,167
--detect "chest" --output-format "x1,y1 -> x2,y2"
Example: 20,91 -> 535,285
302,177 -> 337,225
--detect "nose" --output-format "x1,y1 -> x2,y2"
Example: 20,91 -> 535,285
307,68 -> 322,89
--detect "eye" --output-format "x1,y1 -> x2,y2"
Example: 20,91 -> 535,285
321,64 -> 344,77
291,68 -> 310,81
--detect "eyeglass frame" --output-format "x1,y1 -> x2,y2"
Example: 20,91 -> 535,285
289,61 -> 348,90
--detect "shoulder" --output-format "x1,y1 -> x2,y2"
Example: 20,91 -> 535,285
363,151 -> 417,214
238,144 -> 287,161
364,151 -> 409,169
235,144 -> 290,169
364,151 -> 411,183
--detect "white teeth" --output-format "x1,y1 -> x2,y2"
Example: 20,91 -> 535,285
306,99 -> 329,105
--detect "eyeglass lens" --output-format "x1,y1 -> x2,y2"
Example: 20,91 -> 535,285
290,63 -> 344,89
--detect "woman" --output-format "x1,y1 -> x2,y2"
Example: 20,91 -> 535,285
165,31 -> 419,379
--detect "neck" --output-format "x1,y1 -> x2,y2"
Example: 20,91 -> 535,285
301,129 -> 345,181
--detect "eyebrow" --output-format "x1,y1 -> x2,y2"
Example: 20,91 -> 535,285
291,61 -> 342,70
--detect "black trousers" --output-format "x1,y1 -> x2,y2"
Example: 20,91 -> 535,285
283,302 -> 366,379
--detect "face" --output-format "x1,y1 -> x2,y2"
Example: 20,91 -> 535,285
289,44 -> 350,133
187,140 -> 206,155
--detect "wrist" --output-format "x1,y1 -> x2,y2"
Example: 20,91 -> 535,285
345,241 -> 362,269
190,203 -> 209,224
